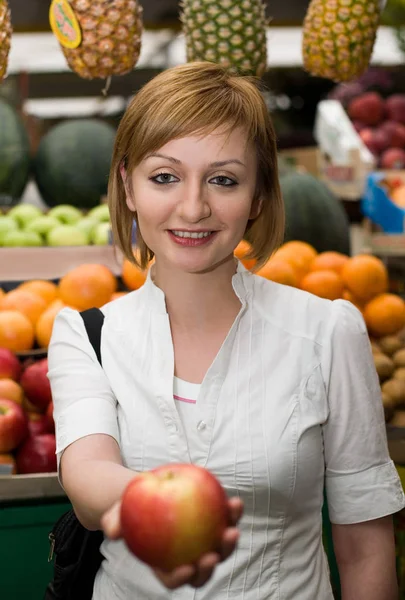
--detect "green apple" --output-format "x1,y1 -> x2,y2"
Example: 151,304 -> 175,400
25,216 -> 60,238
8,204 -> 43,228
3,230 -> 43,247
47,205 -> 83,225
90,222 -> 111,246
87,204 -> 110,223
76,216 -> 98,238
0,216 -> 19,245
46,225 -> 89,246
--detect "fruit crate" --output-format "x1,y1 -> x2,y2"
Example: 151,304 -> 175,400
362,172 -> 405,234
0,473 -> 69,600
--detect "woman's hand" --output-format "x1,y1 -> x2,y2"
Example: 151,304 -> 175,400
101,496 -> 244,590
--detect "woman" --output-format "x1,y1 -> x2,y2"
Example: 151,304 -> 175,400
48,62 -> 404,599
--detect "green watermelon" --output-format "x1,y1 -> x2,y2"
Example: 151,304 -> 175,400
34,119 -> 116,209
280,172 -> 351,255
0,100 -> 31,202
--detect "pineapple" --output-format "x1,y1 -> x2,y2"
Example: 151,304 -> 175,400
57,0 -> 143,80
302,0 -> 382,83
180,0 -> 268,78
0,0 -> 12,83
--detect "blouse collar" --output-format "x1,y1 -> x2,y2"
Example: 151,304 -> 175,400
143,259 -> 252,314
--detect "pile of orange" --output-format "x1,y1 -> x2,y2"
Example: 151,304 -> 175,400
0,261 -> 142,352
247,240 -> 405,340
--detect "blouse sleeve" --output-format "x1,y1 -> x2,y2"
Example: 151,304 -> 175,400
47,307 -> 120,462
321,299 -> 405,525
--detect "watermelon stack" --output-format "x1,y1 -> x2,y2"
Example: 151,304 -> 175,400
33,119 -> 116,209
0,99 -> 31,205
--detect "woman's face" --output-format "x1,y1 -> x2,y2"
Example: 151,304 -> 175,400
127,127 -> 260,274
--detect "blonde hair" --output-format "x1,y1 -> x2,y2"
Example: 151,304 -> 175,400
108,61 -> 284,270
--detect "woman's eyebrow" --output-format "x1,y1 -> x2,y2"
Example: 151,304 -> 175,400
145,153 -> 246,168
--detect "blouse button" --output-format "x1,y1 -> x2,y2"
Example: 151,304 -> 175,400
168,421 -> 178,433
197,421 -> 206,431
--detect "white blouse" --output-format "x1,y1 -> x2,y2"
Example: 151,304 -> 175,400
48,261 -> 405,600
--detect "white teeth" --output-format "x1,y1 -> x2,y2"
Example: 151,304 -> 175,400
172,231 -> 212,239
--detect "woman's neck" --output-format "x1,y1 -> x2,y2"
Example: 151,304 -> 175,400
153,257 -> 242,332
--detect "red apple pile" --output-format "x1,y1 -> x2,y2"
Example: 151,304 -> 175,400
121,463 -> 230,571
347,92 -> 405,169
0,348 -> 56,475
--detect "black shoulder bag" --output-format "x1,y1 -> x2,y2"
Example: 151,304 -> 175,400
45,308 -> 106,600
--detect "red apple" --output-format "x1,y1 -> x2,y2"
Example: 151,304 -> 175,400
359,127 -> 389,155
380,120 -> 405,148
351,120 -> 365,133
0,348 -> 21,382
0,398 -> 28,453
20,358 -> 52,411
27,412 -> 52,437
46,400 -> 55,433
386,94 -> 405,124
348,92 -> 385,126
16,433 -> 57,474
380,148 -> 405,169
121,463 -> 229,571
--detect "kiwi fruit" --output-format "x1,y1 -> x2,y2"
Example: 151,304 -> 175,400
374,354 -> 395,382
381,378 -> 405,407
394,349 -> 405,368
382,392 -> 395,422
378,336 -> 403,357
394,368 -> 405,382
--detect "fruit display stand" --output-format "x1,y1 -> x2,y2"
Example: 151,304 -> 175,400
0,245 -> 123,282
0,473 -> 70,599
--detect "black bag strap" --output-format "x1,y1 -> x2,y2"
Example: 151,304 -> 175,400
80,308 -> 105,367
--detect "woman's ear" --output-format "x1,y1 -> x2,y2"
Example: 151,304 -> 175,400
120,161 -> 136,212
249,196 -> 263,220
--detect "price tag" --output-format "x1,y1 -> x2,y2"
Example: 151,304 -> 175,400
49,0 -> 82,50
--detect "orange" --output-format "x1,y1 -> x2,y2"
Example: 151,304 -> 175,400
0,288 -> 5,300
310,251 -> 349,275
111,292 -> 128,301
35,299 -> 66,348
18,280 -> 58,305
256,259 -> 298,287
0,289 -> 47,326
342,289 -> 365,313
122,259 -> 147,291
364,293 -> 405,338
234,240 -> 256,270
0,379 -> 24,405
273,241 -> 318,281
59,264 -> 117,310
0,310 -> 34,352
341,254 -> 388,302
391,185 -> 405,208
300,270 -> 344,300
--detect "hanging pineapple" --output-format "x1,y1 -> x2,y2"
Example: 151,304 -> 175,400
302,0 -> 382,83
0,0 -> 12,82
49,0 -> 143,80
180,0 -> 268,78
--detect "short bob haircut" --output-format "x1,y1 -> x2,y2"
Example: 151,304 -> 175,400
108,61 -> 284,270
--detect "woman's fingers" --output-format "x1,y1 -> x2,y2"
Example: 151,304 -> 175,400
101,500 -> 122,539
153,564 -> 196,590
219,527 -> 240,561
188,553 -> 220,588
228,497 -> 244,526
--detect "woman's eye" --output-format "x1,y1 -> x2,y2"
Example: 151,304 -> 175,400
150,173 -> 178,184
210,176 -> 237,187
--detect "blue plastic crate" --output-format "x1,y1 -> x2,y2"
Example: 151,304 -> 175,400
361,172 -> 405,234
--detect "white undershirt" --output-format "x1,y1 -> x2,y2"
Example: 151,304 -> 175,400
173,376 -> 200,439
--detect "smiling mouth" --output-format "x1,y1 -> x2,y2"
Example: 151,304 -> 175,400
171,230 -> 213,239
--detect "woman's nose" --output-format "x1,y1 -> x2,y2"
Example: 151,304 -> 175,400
178,181 -> 211,222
